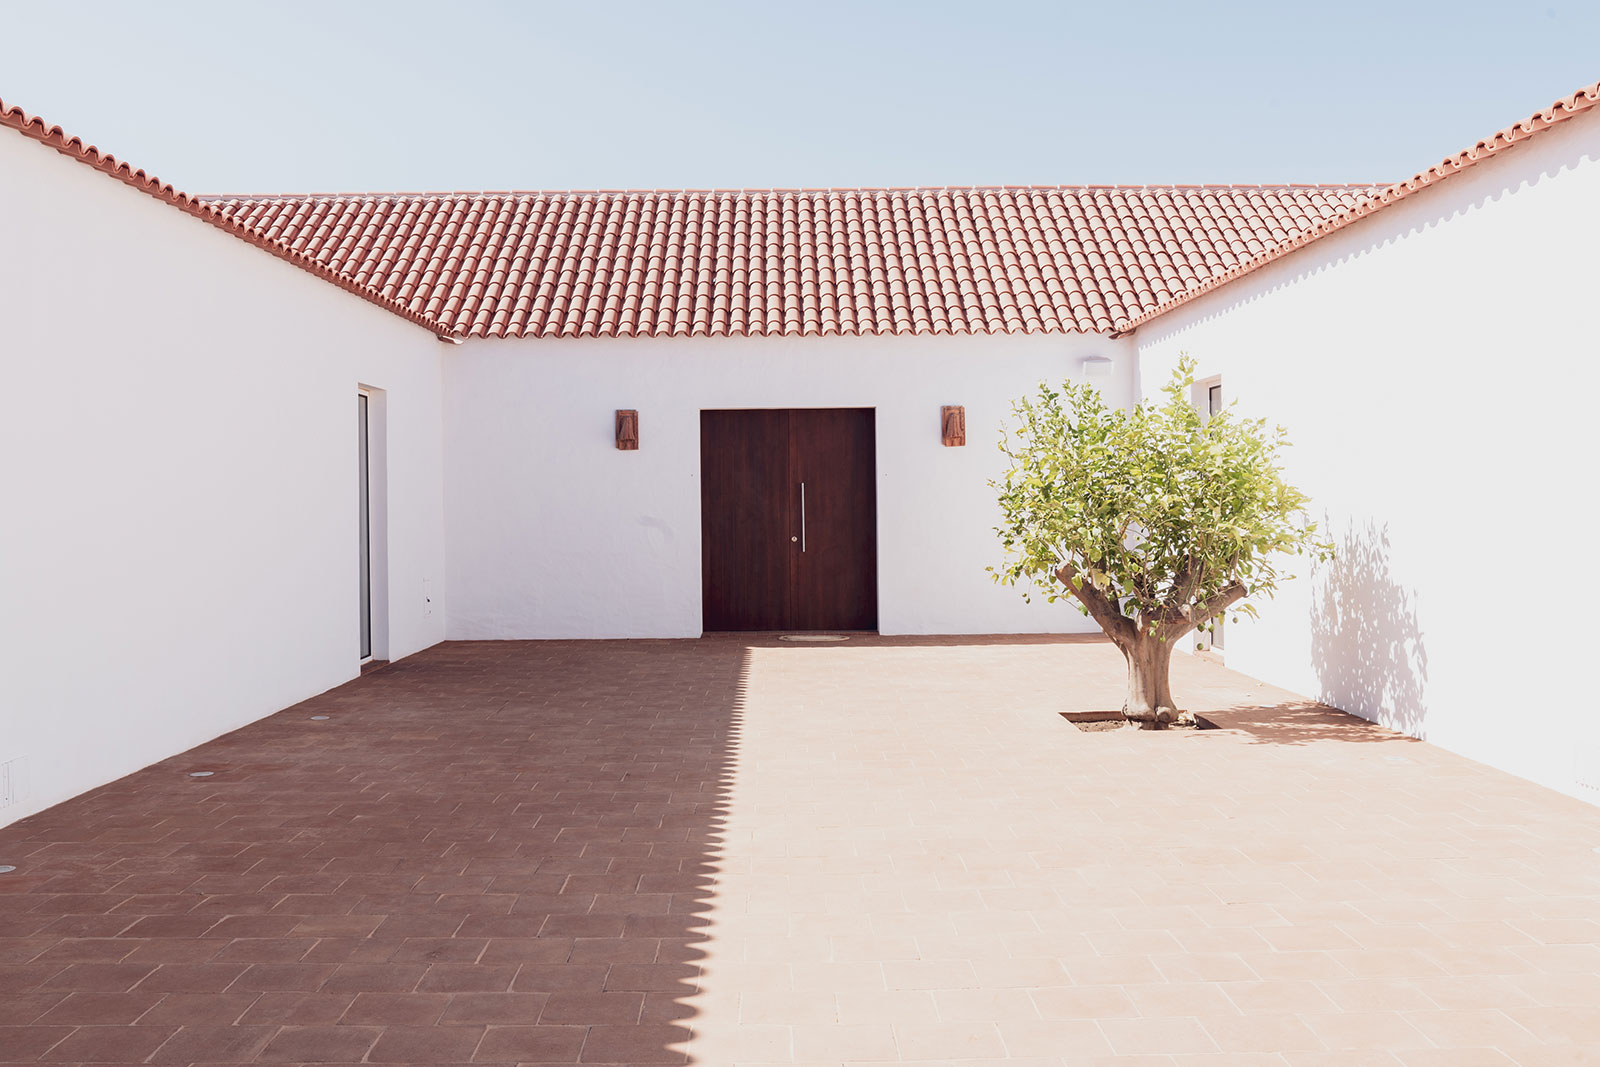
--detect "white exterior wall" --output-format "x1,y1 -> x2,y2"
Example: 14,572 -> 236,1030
1136,108 -> 1600,803
444,332 -> 1136,638
0,132 -> 449,827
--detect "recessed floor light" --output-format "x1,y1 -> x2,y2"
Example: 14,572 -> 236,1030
309,715 -> 331,720
188,771 -> 214,778
0,865 -> 16,874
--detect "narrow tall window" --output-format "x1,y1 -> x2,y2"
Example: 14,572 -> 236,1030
358,392 -> 372,661
1195,378 -> 1224,654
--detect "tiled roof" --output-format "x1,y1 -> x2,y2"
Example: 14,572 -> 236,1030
10,78 -> 1597,342
1126,78 -> 1600,329
206,185 -> 1380,339
0,98 -> 451,337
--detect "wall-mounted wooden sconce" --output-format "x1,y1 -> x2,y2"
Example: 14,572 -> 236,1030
941,405 -> 966,447
615,409 -> 639,450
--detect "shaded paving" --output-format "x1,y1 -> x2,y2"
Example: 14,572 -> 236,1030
2,635 -> 1599,1065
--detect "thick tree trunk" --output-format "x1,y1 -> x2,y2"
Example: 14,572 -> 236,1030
1121,635 -> 1179,729
1054,563 -> 1245,730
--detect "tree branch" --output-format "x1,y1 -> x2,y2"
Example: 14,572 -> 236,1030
1169,555 -> 1204,614
1056,563 -> 1138,648
1187,582 -> 1247,628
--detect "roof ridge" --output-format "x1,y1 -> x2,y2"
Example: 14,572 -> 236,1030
0,98 -> 456,340
198,182 -> 1387,202
1122,76 -> 1600,331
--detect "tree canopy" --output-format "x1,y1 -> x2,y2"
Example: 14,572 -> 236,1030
992,356 -> 1329,718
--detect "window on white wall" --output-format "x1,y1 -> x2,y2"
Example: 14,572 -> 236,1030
1193,375 -> 1222,421
1191,374 -> 1224,655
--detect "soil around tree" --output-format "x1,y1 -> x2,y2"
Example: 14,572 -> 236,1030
1060,710 -> 1220,732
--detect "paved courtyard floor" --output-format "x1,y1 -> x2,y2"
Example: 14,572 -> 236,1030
2,635 -> 1599,1066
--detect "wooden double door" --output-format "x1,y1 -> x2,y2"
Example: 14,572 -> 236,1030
700,409 -> 878,632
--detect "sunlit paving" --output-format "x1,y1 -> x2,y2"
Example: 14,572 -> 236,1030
3,636 -> 1598,1064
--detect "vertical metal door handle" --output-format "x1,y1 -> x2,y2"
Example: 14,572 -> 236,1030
799,482 -> 807,552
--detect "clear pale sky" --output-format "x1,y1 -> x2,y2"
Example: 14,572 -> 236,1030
2,0 -> 1596,194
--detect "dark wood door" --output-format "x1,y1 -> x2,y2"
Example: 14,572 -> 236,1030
700,410 -> 792,631
700,409 -> 877,631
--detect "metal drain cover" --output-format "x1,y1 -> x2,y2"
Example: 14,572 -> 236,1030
778,634 -> 849,643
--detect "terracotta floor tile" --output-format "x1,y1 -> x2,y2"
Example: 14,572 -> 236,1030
228,963 -> 336,992
319,961 -> 428,993
366,1023 -> 486,1062
789,1022 -> 897,1060
579,1022 -> 689,1063
338,990 -> 453,1025
539,990 -> 644,1025
834,989 -> 940,1026
35,1022 -> 175,1061
134,962 -> 249,993
0,1024 -> 74,1059
0,992 -> 69,1026
35,990 -> 163,1025
1500,1005 -> 1600,1045
1303,1010 -> 1432,1050
1199,1012 -> 1325,1053
932,987 -> 1041,1022
439,991 -> 548,1025
604,962 -> 700,992
892,1020 -> 1006,1060
146,1023 -> 276,1062
39,962 -> 155,992
739,991 -> 838,1025
236,990 -> 356,1025
997,1017 -> 1111,1057
1396,1050 -> 1518,1066
510,963 -> 608,993
417,962 -> 519,992
257,1022 -> 381,1061
3,636 -> 1599,1064
884,959 -> 983,991
474,1023 -> 587,1061
1098,1015 -> 1220,1055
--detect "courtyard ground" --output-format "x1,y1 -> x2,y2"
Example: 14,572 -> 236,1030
1,635 -> 1598,1065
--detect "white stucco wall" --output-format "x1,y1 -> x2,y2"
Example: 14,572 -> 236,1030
1136,107 -> 1600,803
444,331 -> 1136,639
0,132 -> 449,827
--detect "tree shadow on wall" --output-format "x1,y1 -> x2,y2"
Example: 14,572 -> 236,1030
1307,519 -> 1429,739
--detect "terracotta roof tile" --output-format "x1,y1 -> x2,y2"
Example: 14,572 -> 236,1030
207,184 -> 1380,340
1124,78 -> 1600,330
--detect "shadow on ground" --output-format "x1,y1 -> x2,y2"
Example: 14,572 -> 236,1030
1204,699 -> 1423,746
0,639 -> 746,1065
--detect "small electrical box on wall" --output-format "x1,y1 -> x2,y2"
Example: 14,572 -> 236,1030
616,409 -> 639,450
941,405 -> 966,447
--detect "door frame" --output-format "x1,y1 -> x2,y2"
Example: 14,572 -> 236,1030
697,405 -> 881,633
357,385 -> 390,664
